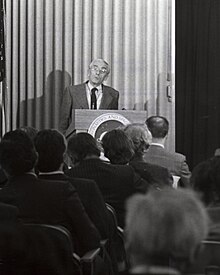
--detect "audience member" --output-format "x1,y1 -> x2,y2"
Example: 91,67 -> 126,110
125,188 -> 209,275
0,203 -> 27,275
59,58 -> 119,135
35,128 -> 119,274
101,128 -> 134,165
191,156 -> 220,240
66,132 -> 149,228
144,116 -> 191,187
191,158 -> 214,205
34,129 -> 112,241
0,126 -> 39,187
20,125 -> 38,141
102,126 -> 173,189
0,130 -> 100,256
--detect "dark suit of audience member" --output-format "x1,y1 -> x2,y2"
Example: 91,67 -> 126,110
125,188 -> 209,275
102,126 -> 173,190
0,202 -> 81,275
144,116 -> 191,187
0,130 -> 100,257
0,203 -> 29,275
34,129 -> 112,240
59,59 -> 119,135
66,132 -> 149,228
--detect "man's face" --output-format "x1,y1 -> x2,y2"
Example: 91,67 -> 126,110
88,60 -> 109,87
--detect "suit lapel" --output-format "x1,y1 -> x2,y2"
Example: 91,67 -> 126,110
100,85 -> 112,109
75,83 -> 89,109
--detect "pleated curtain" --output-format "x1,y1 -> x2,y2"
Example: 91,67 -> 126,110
4,0 -> 175,149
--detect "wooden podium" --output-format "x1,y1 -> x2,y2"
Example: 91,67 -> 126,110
65,109 -> 148,139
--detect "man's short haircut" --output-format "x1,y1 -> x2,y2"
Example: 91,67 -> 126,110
34,129 -> 66,172
0,130 -> 38,176
67,132 -> 100,164
101,129 -> 134,164
146,116 -> 169,138
125,188 -> 208,266
123,123 -> 152,157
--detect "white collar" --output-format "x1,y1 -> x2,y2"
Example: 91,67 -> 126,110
25,172 -> 37,178
87,82 -> 102,93
150,143 -> 165,149
38,171 -> 64,175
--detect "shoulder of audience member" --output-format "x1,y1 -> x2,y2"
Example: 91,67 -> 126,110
37,177 -> 77,192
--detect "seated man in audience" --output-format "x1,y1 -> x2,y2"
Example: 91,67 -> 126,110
66,132 -> 149,228
144,116 -> 191,187
125,188 -> 209,275
0,129 -> 101,256
35,129 -> 118,274
34,129 -> 113,241
102,126 -> 173,189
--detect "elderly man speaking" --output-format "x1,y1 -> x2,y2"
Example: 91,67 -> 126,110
59,58 -> 119,135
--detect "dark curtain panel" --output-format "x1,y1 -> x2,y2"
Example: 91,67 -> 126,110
176,0 -> 220,170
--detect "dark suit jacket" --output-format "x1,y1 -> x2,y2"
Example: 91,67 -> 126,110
65,158 -> 149,228
129,160 -> 173,189
59,82 -> 119,134
143,145 -> 191,187
39,173 -> 112,240
39,173 -> 118,274
0,174 -> 100,256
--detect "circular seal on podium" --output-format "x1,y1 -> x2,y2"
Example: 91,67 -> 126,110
88,113 -> 130,141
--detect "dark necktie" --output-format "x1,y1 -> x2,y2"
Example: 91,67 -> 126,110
91,88 -> 97,109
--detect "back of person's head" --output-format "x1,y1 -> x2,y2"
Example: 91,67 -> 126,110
19,126 -> 38,141
101,128 -> 134,164
34,129 -> 66,172
67,132 -> 100,165
146,116 -> 169,138
191,156 -> 220,206
125,188 -> 208,270
191,159 -> 215,205
123,123 -> 152,157
0,130 -> 38,177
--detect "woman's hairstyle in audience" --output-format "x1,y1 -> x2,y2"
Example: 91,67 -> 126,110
125,188 -> 209,269
67,132 -> 100,165
146,116 -> 169,138
101,128 -> 134,164
123,123 -> 152,158
34,129 -> 66,172
0,130 -> 38,176
19,126 -> 38,141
